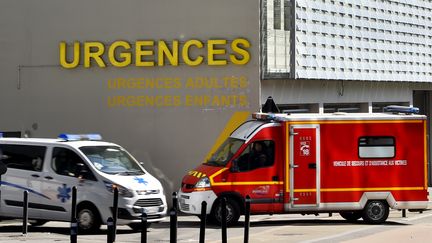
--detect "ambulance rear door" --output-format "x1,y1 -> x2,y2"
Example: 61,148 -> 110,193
289,124 -> 320,208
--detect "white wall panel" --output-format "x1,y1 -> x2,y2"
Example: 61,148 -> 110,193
264,0 -> 432,81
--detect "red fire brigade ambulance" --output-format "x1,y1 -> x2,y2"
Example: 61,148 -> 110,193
179,106 -> 429,225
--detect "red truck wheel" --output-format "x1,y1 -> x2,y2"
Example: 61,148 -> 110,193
362,200 -> 389,224
212,197 -> 240,226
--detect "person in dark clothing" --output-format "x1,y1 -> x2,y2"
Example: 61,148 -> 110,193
250,142 -> 268,169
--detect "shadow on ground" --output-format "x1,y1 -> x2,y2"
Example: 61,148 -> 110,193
0,218 -> 407,235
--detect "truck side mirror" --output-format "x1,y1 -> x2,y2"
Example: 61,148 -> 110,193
0,161 -> 7,175
230,159 -> 239,173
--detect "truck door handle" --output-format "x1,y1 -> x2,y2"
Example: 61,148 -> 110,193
44,176 -> 54,180
272,176 -> 279,181
31,174 -> 40,178
308,163 -> 316,169
291,164 -> 299,168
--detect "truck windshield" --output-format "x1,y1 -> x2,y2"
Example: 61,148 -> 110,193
205,138 -> 244,167
79,146 -> 144,175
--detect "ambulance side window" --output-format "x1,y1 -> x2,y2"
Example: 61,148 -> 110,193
51,147 -> 96,180
236,140 -> 275,172
358,136 -> 395,158
0,144 -> 45,171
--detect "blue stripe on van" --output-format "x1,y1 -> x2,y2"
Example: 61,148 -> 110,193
0,181 -> 51,200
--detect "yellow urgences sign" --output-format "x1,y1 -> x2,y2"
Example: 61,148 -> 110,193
59,38 -> 251,68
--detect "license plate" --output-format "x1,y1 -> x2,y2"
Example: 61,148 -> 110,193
144,207 -> 159,214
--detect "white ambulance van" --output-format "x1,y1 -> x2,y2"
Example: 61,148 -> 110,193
0,134 -> 167,233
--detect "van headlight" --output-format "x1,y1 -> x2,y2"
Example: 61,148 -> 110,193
194,177 -> 211,191
103,181 -> 134,198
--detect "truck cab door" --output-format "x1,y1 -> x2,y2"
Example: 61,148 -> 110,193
229,138 -> 284,213
290,125 -> 320,208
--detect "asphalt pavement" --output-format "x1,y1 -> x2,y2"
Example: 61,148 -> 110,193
1,188 -> 431,242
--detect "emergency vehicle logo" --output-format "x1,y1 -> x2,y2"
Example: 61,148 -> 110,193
57,184 -> 71,203
252,185 -> 270,195
134,177 -> 148,185
300,141 -> 310,156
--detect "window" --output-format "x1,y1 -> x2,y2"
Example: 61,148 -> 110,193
283,0 -> 292,31
235,140 -> 275,172
0,144 -> 46,171
324,102 -> 368,113
52,147 -> 95,180
274,0 -> 281,30
80,146 -> 144,175
358,137 -> 395,158
278,103 -> 320,113
372,102 -> 409,113
0,131 -> 21,138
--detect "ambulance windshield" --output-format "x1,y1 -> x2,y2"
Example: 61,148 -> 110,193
79,146 -> 144,175
205,138 -> 244,167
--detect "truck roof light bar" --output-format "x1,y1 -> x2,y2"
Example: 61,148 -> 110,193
252,112 -> 279,121
58,133 -> 102,141
383,105 -> 419,114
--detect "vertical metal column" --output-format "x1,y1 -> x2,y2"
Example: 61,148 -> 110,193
199,201 -> 207,243
107,217 -> 114,243
169,208 -> 177,243
221,198 -> 227,243
112,187 -> 119,242
141,212 -> 147,243
244,196 -> 251,243
22,190 -> 28,235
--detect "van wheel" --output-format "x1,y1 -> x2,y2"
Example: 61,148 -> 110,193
362,200 -> 389,224
212,197 -> 240,226
77,205 -> 101,234
339,211 -> 362,222
29,219 -> 48,226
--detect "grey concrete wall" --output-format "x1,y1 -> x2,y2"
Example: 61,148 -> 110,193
0,0 -> 260,196
262,79 -> 432,106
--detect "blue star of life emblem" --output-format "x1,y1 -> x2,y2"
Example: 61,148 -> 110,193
134,177 -> 148,185
57,184 -> 71,203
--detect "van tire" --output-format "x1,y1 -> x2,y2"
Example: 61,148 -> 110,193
77,204 -> 102,234
339,211 -> 362,222
29,219 -> 48,226
362,200 -> 389,224
211,197 -> 240,226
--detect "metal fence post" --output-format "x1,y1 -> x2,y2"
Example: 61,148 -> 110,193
221,197 -> 227,243
22,190 -> 29,235
141,211 -> 147,243
244,195 -> 251,243
169,207 -> 177,243
70,217 -> 78,243
112,187 -> 119,241
199,201 -> 207,243
172,192 -> 178,211
107,217 -> 114,243
71,186 -> 77,220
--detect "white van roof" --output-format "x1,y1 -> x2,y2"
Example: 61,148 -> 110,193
0,137 -> 117,149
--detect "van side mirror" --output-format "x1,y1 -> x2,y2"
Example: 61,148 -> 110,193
230,159 -> 239,172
